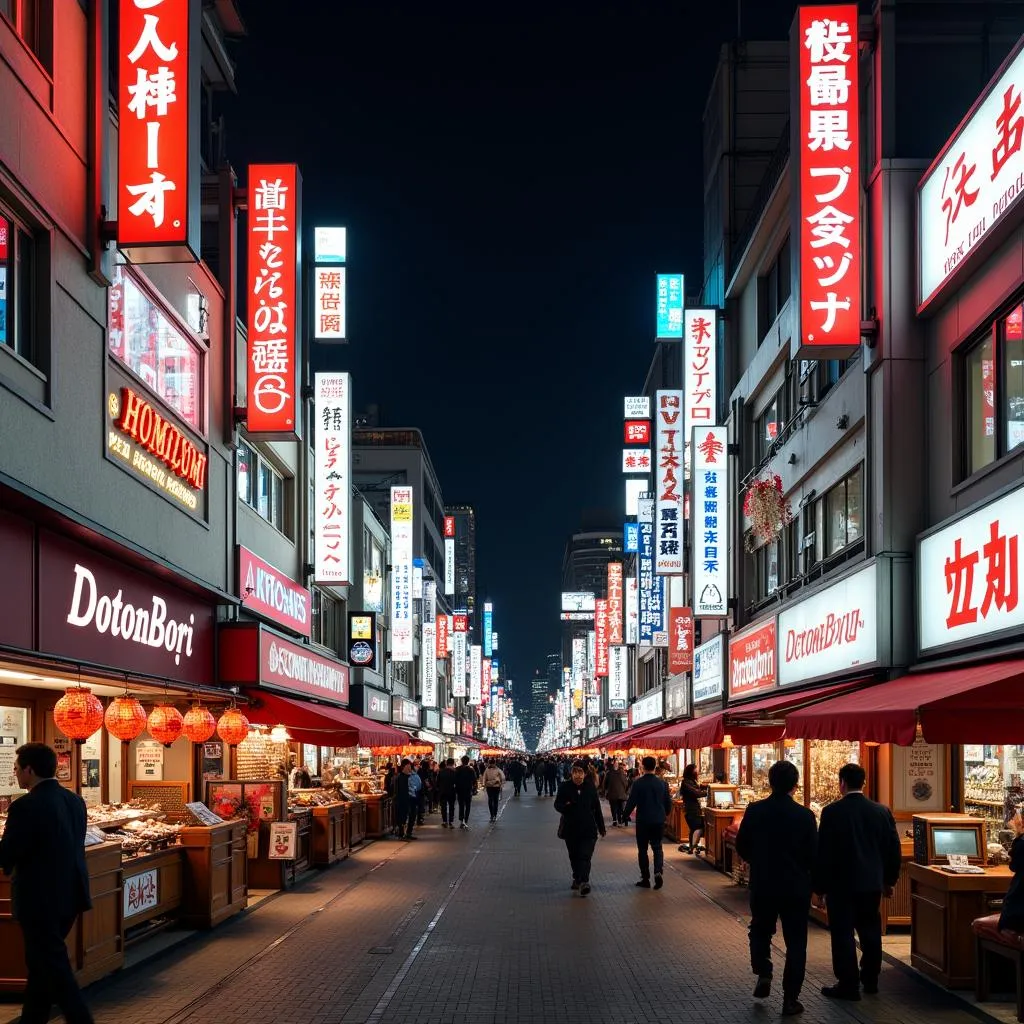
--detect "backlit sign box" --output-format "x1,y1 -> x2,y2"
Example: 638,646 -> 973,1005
624,522 -> 639,553
692,426 -> 729,617
624,420 -> 651,445
624,396 -> 650,419
314,226 -> 347,264
561,592 -> 596,612
347,611 -> 377,671
238,546 -> 310,638
313,373 -> 351,585
655,274 -> 684,339
117,0 -> 200,263
622,448 -> 652,473
655,390 -> 684,574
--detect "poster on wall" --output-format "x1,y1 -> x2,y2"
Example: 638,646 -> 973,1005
268,820 -> 298,860
136,740 -> 165,781
892,739 -> 946,814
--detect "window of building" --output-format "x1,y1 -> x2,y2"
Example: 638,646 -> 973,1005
0,0 -> 48,68
824,467 -> 863,556
755,388 -> 784,464
237,440 -> 287,533
311,590 -> 340,654
0,209 -> 41,367
797,357 -> 857,411
109,265 -> 204,431
759,234 -> 791,337
749,539 -> 781,605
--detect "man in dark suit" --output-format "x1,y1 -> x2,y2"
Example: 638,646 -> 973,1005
0,742 -> 94,1024
622,756 -> 672,889
813,762 -> 902,1001
735,759 -> 817,1017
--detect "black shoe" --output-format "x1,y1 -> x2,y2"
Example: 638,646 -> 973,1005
571,880 -> 580,890
653,873 -> 664,890
821,985 -> 860,1001
753,976 -> 772,999
862,980 -> 879,995
678,844 -> 690,853
781,998 -> 804,1015
635,878 -> 651,888
579,883 -> 591,897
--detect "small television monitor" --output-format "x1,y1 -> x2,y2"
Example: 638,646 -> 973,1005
931,827 -> 981,859
708,784 -> 739,808
912,813 -> 986,866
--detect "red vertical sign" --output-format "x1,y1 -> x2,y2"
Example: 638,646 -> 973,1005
444,515 -> 456,537
798,4 -> 860,354
595,598 -> 609,677
669,607 -> 694,674
606,562 -> 624,645
435,614 -> 448,659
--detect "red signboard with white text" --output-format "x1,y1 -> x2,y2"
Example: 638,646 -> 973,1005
247,164 -> 301,437
624,420 -> 651,445
444,516 -> 456,538
237,546 -> 310,638
436,614 -> 449,659
796,4 -> 861,356
117,0 -> 199,263
729,618 -> 777,700
668,607 -> 694,675
606,562 -> 624,645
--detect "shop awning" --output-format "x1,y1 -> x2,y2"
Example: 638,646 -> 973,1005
785,659 -> 1024,745
243,690 -> 410,748
415,728 -> 446,746
600,721 -> 670,751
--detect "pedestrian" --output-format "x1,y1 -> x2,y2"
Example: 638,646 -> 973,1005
603,758 -> 629,826
735,759 -> 818,1017
508,758 -> 525,798
813,762 -> 901,1001
533,757 -> 545,796
544,757 -> 558,796
0,743 -> 95,1024
678,763 -> 707,855
554,761 -> 606,896
436,758 -> 458,828
482,760 -> 505,822
622,755 -> 672,889
416,759 -> 432,825
392,760 -> 418,840
454,755 -> 477,829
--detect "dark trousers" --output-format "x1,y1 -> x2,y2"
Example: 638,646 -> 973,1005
534,776 -> 543,794
456,792 -> 472,823
609,798 -> 625,824
440,793 -> 455,824
486,787 -> 501,818
512,778 -> 522,796
395,799 -> 415,837
19,915 -> 94,1024
545,776 -> 557,795
635,822 -> 665,878
748,890 -> 810,1000
826,890 -> 883,990
564,835 -> 597,883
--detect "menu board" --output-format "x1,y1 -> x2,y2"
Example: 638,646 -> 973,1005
893,738 -> 945,813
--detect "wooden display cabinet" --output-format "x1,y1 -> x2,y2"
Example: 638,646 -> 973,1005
349,798 -> 367,845
312,803 -> 349,866
702,806 -> 744,870
126,780 -> 191,823
666,799 -> 686,843
361,794 -> 388,839
121,847 -> 183,942
179,820 -> 248,928
286,807 -> 313,884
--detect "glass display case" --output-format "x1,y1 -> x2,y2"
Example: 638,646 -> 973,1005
783,739 -> 804,806
963,743 -> 1024,845
808,740 -> 861,818
750,744 -> 777,797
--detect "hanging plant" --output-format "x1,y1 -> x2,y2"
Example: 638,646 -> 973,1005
743,473 -> 793,550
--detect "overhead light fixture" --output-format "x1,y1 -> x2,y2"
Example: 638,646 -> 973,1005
269,724 -> 292,744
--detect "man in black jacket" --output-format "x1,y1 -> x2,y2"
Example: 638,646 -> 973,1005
736,759 -> 817,1017
621,756 -> 672,890
454,755 -> 477,829
813,762 -> 902,1001
0,742 -> 94,1024
436,758 -> 458,828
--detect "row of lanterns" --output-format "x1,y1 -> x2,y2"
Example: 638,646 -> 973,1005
53,685 -> 252,747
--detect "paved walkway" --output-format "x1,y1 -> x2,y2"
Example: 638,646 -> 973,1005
1,787 -> 1011,1023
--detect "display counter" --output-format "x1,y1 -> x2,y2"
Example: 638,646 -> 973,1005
286,807 -> 313,885
349,798 -> 367,845
311,803 -> 349,866
667,799 -> 686,843
702,806 -> 744,870
121,846 -> 183,942
909,862 -> 1013,988
362,794 -> 389,839
179,820 -> 248,928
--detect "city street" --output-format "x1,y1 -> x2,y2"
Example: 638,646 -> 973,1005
1,789 -> 1006,1024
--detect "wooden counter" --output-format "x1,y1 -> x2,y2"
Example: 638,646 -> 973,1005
356,796 -> 380,841
311,803 -> 349,867
666,799 -> 686,843
121,847 -> 183,940
702,807 -> 744,870
287,808 -> 313,884
909,862 -> 1013,988
179,820 -> 248,928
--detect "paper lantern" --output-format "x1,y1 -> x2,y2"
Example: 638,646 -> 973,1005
148,704 -> 184,747
216,707 -> 250,746
54,686 -> 104,743
104,695 -> 147,742
181,704 -> 216,744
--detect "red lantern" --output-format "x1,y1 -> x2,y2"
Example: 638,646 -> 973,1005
104,695 -> 147,742
54,686 -> 104,743
181,704 -> 216,744
147,704 -> 184,747
216,707 -> 250,746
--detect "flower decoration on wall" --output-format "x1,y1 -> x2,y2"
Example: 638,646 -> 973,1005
743,473 -> 793,550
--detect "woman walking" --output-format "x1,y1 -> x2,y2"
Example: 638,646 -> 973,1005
678,763 -> 707,855
554,761 -> 606,896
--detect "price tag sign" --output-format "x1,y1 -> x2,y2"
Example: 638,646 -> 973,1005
947,854 -> 969,868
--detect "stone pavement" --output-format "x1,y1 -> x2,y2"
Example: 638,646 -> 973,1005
1,788 -> 1012,1024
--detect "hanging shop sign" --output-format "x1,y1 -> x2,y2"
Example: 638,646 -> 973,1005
622,449 -> 652,473
624,395 -> 650,419
390,486 -> 414,662
918,35 -> 1024,309
312,226 -> 346,341
422,621 -> 437,709
435,614 -> 449,660
638,498 -> 666,644
607,562 -> 624,644
38,530 -> 215,685
561,592 -> 596,612
469,644 -> 482,705
442,712 -> 457,735
683,309 -> 717,474
691,426 -> 728,617
624,419 -> 651,445
444,537 -> 456,595
452,631 -> 467,698
351,684 -> 390,722
453,613 -> 468,633
625,575 -> 639,646
668,606 -> 694,675
595,599 -> 609,677
625,477 -> 645,517
392,695 -> 421,728
608,645 -> 628,710
246,163 -> 301,437
105,362 -> 208,519
313,372 -> 351,584
778,562 -> 878,686
729,619 -> 776,700
624,522 -> 639,554
918,481 -> 1024,655
630,687 -> 663,726
238,546 -> 310,638
347,611 -> 377,670
117,0 -> 200,263
694,633 -> 726,704
655,274 -> 684,339
795,3 -> 861,356
665,673 -> 689,720
483,603 -> 493,657
655,390 -> 684,574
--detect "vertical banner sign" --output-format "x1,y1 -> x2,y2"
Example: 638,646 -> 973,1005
435,614 -> 448,660
247,164 -> 301,436
683,310 -> 717,476
469,645 -> 482,705
452,631 -> 467,697
595,599 -> 609,677
312,227 -> 346,341
444,537 -> 456,595
390,486 -> 414,661
797,4 -> 861,354
624,523 -> 639,554
692,427 -> 729,617
608,645 -> 628,710
655,390 -> 684,574
606,562 -> 624,644
446,614 -> 454,654
655,274 -> 685,339
313,373 -> 351,584
117,0 -> 199,262
625,575 -> 639,645
669,607 -> 695,674
638,498 -> 666,643
423,578 -> 436,627
422,622 -> 437,708
483,602 -> 493,657
482,659 -> 492,700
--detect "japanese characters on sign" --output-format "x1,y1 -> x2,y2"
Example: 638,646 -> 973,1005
436,614 -> 449,660
483,602 -> 493,657
444,515 -> 456,538
625,575 -> 639,645
638,498 -> 666,644
595,599 -> 609,677
624,523 -> 639,554
655,274 -> 684,339
422,621 -> 437,708
683,309 -> 718,473
247,164 -> 301,435
444,537 -> 455,595
313,373 -> 351,584
469,644 -> 483,705
117,0 -> 198,261
668,606 -> 694,675
607,562 -> 624,645
452,630 -> 467,697
624,419 -> 652,445
390,486 -> 414,662
694,634 -> 726,704
608,645 -> 628,710
691,426 -> 729,617
729,619 -> 776,700
797,5 -> 861,353
655,390 -> 684,574
313,266 -> 346,341
622,448 -> 652,474
919,38 -> 1024,307
919,483 -> 1024,653
562,592 -> 596,612
624,396 -> 650,419
123,868 -> 159,919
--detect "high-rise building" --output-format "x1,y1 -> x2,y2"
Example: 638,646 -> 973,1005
546,652 -> 562,694
560,523 -> 623,670
446,504 -> 477,636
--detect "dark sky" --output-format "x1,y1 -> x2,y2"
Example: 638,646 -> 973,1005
224,0 -> 797,708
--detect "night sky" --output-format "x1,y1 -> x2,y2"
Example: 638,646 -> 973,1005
224,0 -> 798,708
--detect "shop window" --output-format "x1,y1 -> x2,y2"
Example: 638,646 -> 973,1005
759,234 -> 791,338
797,356 -> 857,410
824,466 -> 863,558
0,209 -> 42,368
755,388 -> 784,464
237,440 -> 288,534
748,538 -> 781,605
311,589 -> 340,654
109,265 -> 205,432
807,740 -> 860,816
964,744 -> 1024,844
0,0 -> 49,68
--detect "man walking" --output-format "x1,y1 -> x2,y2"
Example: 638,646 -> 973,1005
436,758 -> 457,828
735,760 -> 817,1017
454,755 -> 477,829
508,758 -> 525,798
603,758 -> 629,826
533,757 -> 545,796
482,760 -> 505,822
393,760 -> 418,840
621,756 -> 672,890
814,763 -> 901,1001
544,757 -> 558,796
0,743 -> 95,1024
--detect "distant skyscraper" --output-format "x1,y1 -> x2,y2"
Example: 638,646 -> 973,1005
546,652 -> 561,693
446,504 -> 477,636
561,524 -> 623,668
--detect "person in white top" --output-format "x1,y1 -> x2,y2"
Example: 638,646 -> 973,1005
482,762 -> 506,822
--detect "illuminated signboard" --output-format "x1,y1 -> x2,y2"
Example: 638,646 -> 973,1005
622,448 -> 652,473
655,273 -> 684,339
655,390 -> 684,574
390,486 -> 414,661
624,395 -> 650,419
692,426 -> 729,617
313,373 -> 351,584
624,419 -> 651,445
683,309 -> 717,473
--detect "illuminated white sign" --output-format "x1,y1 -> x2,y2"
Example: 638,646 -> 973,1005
692,426 -> 728,617
314,266 -> 346,340
444,536 -> 455,595
561,591 -> 596,612
422,621 -> 437,708
624,395 -> 650,419
655,390 -> 684,574
625,478 -> 646,517
469,644 -> 482,705
313,226 -> 347,264
608,645 -> 628,710
313,373 -> 351,584
390,486 -> 414,661
625,575 -> 639,645
622,448 -> 652,474
452,631 -> 467,697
